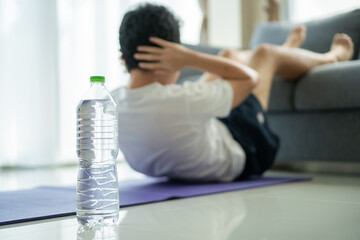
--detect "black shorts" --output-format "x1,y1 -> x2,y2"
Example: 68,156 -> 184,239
218,94 -> 280,179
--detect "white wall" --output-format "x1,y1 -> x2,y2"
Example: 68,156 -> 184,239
208,0 -> 242,48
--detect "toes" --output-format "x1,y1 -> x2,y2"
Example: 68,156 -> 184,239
334,33 -> 354,47
331,33 -> 354,61
292,25 -> 302,33
291,25 -> 306,38
300,26 -> 307,37
343,34 -> 353,45
295,25 -> 306,32
302,25 -> 307,34
332,33 -> 343,44
298,25 -> 306,31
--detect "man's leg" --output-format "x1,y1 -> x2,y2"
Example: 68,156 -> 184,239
226,25 -> 307,65
199,25 -> 306,82
249,33 -> 354,110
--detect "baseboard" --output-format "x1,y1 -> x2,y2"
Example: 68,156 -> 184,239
272,160 -> 360,176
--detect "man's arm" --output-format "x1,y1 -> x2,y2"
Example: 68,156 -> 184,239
134,37 -> 259,108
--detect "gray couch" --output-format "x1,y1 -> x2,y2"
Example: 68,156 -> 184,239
178,10 -> 360,166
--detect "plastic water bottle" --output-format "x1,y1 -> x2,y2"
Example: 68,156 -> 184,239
76,76 -> 119,226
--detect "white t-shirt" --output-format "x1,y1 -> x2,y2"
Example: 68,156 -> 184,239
112,80 -> 245,182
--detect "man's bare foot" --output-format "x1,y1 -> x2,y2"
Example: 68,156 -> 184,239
265,0 -> 279,22
283,25 -> 307,48
327,33 -> 354,62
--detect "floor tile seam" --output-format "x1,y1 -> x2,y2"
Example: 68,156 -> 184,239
118,224 -> 197,239
256,194 -> 360,205
121,200 -> 209,213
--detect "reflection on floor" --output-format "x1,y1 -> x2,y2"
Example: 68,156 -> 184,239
0,162 -> 359,240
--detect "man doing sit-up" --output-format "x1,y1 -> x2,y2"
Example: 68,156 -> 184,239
113,4 -> 353,182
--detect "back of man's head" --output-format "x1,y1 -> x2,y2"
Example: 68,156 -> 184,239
119,4 -> 180,72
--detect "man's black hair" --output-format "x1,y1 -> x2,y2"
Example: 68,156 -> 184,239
119,4 -> 181,71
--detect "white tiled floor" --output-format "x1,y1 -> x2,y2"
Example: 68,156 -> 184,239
0,162 -> 359,240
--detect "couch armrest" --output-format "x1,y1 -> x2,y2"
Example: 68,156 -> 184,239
294,60 -> 360,111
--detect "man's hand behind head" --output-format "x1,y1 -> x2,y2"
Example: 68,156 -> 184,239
134,37 -> 192,75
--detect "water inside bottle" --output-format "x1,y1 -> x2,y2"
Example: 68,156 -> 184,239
76,99 -> 119,226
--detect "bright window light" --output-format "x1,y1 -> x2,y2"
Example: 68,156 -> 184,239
289,0 -> 360,22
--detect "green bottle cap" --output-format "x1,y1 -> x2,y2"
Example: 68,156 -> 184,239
90,76 -> 105,83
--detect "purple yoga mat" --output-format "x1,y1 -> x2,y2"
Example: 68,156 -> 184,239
0,176 -> 310,225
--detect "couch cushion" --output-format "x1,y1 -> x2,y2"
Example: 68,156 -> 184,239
250,9 -> 360,60
294,61 -> 360,111
268,76 -> 296,112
